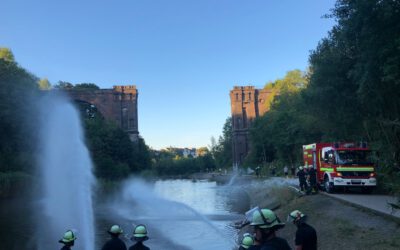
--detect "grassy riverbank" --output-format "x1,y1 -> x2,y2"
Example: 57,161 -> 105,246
241,184 -> 400,250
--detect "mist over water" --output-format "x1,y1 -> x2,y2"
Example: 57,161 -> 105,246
36,93 -> 95,250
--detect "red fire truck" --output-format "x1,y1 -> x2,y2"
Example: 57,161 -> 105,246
302,142 -> 376,193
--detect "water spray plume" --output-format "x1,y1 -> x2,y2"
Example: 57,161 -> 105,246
36,93 -> 95,250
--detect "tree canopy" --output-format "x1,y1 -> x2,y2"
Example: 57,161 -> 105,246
0,48 -> 15,62
38,78 -> 51,90
210,117 -> 233,169
245,0 -> 400,195
0,49 -> 39,197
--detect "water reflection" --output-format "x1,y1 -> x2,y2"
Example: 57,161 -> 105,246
103,178 -> 247,250
155,180 -> 224,215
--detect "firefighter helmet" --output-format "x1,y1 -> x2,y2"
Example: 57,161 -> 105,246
287,210 -> 306,223
59,230 -> 76,244
132,224 -> 149,241
250,208 -> 285,229
108,225 -> 123,235
241,234 -> 254,249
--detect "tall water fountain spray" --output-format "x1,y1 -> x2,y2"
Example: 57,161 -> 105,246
37,93 -> 95,250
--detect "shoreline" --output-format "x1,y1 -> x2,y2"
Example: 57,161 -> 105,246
238,180 -> 400,250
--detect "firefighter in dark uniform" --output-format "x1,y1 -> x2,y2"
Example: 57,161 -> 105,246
287,210 -> 317,250
101,225 -> 127,250
307,165 -> 318,194
297,166 -> 308,191
249,208 -> 291,250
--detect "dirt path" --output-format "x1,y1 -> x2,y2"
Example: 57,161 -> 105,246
324,193 -> 400,219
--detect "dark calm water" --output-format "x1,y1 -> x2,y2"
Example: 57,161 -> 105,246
1,178 -> 250,250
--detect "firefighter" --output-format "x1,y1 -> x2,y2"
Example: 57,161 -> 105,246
129,224 -> 150,250
239,233 -> 254,250
297,166 -> 308,192
287,210 -> 317,250
101,225 -> 127,250
249,208 -> 291,250
307,165 -> 318,194
58,230 -> 76,250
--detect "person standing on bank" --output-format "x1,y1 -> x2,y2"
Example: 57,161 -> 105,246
307,165 -> 318,194
284,166 -> 289,178
129,224 -> 150,250
101,225 -> 127,250
287,210 -> 317,250
59,230 -> 77,250
297,166 -> 308,192
250,208 -> 291,250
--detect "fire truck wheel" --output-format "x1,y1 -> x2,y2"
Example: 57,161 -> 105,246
324,177 -> 335,193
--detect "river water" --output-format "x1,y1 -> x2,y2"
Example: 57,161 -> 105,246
95,178 -> 249,250
0,178 -> 250,249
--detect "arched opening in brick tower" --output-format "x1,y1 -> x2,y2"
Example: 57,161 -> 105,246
73,100 -> 104,120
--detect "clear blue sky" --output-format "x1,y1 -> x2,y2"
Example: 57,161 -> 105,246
1,0 -> 336,149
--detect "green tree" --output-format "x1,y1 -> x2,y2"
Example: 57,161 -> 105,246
262,69 -> 307,111
0,48 -> 15,62
211,117 -> 232,168
73,83 -> 100,90
54,81 -> 73,89
324,0 -> 400,194
38,78 -> 51,90
196,147 -> 209,156
0,49 -> 39,197
247,70 -> 310,167
83,114 -> 151,180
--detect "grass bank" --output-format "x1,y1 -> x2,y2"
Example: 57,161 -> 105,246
241,184 -> 400,250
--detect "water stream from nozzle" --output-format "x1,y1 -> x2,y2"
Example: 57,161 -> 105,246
36,93 -> 95,250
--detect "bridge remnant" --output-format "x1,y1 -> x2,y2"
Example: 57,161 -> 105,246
66,85 -> 139,142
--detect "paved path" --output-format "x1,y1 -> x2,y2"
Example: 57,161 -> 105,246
323,193 -> 400,219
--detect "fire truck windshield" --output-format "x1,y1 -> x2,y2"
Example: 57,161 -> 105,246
335,150 -> 372,165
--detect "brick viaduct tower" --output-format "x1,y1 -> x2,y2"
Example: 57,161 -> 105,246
66,85 -> 139,142
230,86 -> 272,166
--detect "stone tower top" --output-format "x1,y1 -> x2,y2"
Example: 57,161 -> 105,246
113,85 -> 137,94
232,86 -> 256,90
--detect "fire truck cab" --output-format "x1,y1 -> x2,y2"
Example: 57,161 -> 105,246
302,142 -> 376,193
